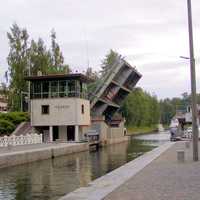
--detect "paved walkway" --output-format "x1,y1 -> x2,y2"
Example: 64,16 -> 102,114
104,141 -> 200,200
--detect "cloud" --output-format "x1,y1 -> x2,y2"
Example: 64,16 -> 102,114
0,0 -> 200,98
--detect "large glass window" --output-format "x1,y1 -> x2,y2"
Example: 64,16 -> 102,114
42,81 -> 49,98
68,80 -> 76,97
33,81 -> 41,98
51,81 -> 58,98
30,79 -> 88,99
76,81 -> 80,97
82,83 -> 88,98
30,83 -> 34,98
59,81 -> 67,97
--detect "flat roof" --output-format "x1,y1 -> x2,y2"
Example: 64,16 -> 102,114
25,73 -> 91,83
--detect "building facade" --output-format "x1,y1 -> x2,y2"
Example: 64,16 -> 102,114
26,74 -> 91,143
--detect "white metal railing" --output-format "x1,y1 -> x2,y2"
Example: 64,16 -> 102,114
0,133 -> 43,147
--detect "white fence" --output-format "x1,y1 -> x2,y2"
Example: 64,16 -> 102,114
0,133 -> 43,147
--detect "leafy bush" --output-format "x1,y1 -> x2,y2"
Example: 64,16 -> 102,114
0,112 -> 29,126
0,119 -> 15,135
0,112 -> 29,135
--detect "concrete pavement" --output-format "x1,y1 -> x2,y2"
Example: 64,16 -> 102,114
105,141 -> 200,200
59,142 -> 174,200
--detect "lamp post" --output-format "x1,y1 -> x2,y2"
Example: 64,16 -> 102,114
187,0 -> 198,161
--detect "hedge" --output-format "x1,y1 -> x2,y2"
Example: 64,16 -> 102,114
0,119 -> 15,135
0,112 -> 29,135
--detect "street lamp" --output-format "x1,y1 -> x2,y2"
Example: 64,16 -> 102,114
186,0 -> 198,161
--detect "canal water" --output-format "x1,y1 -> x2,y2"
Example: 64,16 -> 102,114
0,131 -> 170,200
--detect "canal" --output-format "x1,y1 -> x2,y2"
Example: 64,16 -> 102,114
0,131 -> 170,200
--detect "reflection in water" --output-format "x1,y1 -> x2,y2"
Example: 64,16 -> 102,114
0,137 -> 160,200
134,131 -> 170,145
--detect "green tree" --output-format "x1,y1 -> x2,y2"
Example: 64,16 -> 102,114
159,99 -> 175,125
122,88 -> 160,127
7,24 -> 71,111
49,29 -> 70,74
29,38 -> 52,75
101,49 -> 119,76
0,83 -> 9,98
7,23 -> 29,111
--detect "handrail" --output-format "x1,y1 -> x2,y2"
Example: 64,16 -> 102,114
0,133 -> 43,147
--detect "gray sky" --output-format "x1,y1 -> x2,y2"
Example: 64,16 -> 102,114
1,0 -> 200,99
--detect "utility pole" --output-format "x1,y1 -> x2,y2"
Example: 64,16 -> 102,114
28,59 -> 31,113
187,0 -> 198,161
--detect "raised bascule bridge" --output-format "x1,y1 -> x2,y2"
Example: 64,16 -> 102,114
88,56 -> 142,145
90,56 -> 142,123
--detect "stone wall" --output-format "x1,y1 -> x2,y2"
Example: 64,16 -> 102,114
0,143 -> 89,169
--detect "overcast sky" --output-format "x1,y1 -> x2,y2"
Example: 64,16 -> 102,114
1,0 -> 200,99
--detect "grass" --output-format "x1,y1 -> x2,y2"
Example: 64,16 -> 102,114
126,125 -> 158,136
163,124 -> 169,129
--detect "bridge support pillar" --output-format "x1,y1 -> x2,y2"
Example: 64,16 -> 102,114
49,126 -> 53,143
75,125 -> 79,142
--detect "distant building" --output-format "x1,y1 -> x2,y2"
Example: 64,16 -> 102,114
184,105 -> 200,125
25,74 -> 91,142
171,105 -> 200,126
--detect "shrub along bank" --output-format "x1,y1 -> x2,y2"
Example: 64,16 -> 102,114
0,112 -> 29,135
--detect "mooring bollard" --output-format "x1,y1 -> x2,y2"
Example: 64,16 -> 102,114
177,150 -> 185,162
185,141 -> 190,149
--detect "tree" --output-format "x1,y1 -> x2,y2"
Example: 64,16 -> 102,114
122,88 -> 160,127
49,29 -> 70,74
101,49 -> 119,76
159,99 -> 175,125
85,67 -> 99,80
7,23 -> 71,111
7,23 -> 29,111
29,38 -> 52,75
0,83 -> 9,98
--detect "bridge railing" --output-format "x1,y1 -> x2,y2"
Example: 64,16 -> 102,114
0,133 -> 43,147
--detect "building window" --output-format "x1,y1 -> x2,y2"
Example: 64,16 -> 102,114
41,105 -> 49,114
33,81 -> 42,98
42,81 -> 49,98
59,80 -> 67,97
81,104 -> 84,114
68,80 -> 76,97
51,81 -> 59,98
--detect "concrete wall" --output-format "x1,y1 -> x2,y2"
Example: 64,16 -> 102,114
31,98 -> 90,126
107,121 -> 128,144
0,143 -> 89,169
91,120 -> 128,146
76,99 -> 91,125
91,121 -> 108,143
108,122 -> 125,139
59,126 -> 67,140
79,126 -> 90,141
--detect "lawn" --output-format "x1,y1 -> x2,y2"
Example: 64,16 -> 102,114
126,125 -> 158,136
